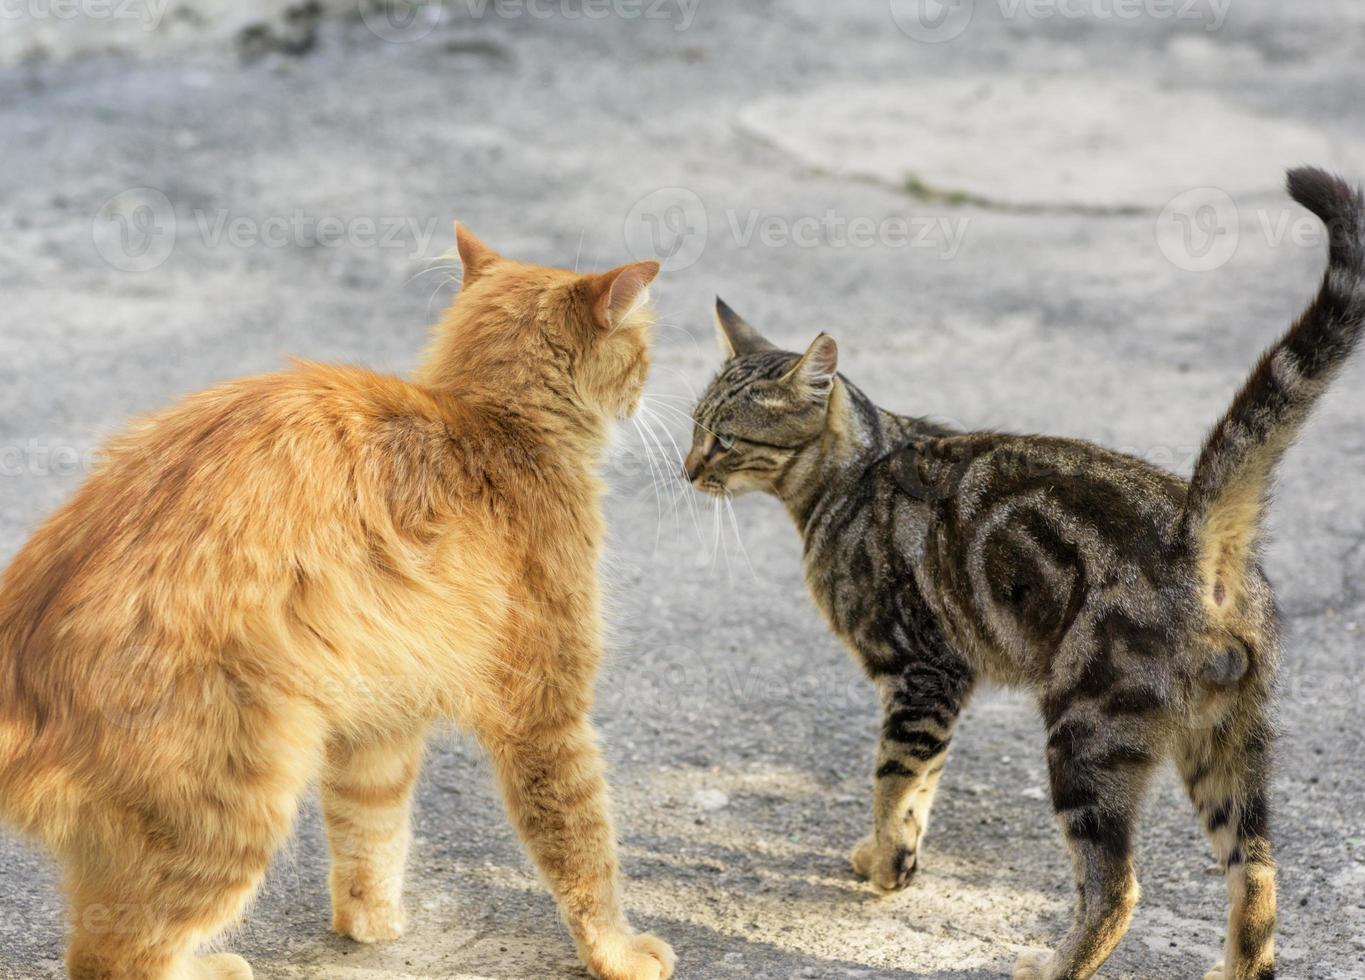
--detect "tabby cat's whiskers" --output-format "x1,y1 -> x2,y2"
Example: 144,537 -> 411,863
722,494 -> 757,578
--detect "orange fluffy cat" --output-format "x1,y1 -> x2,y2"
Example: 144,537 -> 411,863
0,228 -> 674,980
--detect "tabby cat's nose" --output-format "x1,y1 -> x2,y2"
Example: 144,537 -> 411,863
683,448 -> 705,483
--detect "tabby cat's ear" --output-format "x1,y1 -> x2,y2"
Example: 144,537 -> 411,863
714,297 -> 777,358
590,260 -> 660,331
454,223 -> 501,284
782,333 -> 839,402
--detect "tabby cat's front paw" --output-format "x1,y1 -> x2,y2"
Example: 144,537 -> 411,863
850,834 -> 918,893
1013,948 -> 1056,979
582,930 -> 676,980
1203,959 -> 1227,980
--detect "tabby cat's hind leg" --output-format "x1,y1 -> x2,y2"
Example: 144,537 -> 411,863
1015,710 -> 1159,979
1179,715 -> 1277,980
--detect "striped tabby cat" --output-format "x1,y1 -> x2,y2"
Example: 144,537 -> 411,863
683,169 -> 1365,980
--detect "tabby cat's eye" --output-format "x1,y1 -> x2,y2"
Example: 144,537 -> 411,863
716,433 -> 736,451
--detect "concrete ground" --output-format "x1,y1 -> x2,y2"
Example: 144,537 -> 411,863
2,2 -> 1364,977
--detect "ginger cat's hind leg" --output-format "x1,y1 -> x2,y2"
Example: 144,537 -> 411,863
60,694 -> 323,980
323,730 -> 426,944
70,932 -> 252,980
65,830 -> 272,980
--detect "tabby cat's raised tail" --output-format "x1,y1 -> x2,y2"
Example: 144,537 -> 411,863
1185,167 -> 1365,613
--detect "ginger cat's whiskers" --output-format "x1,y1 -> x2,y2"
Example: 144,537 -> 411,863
645,364 -> 703,399
403,254 -> 461,289
629,416 -> 670,552
636,404 -> 697,529
637,402 -> 704,539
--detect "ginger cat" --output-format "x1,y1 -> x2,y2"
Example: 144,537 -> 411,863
0,227 -> 674,980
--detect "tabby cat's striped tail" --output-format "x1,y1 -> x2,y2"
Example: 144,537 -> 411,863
1185,167 -> 1365,613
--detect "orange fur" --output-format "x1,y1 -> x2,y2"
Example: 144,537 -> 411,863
0,228 -> 671,980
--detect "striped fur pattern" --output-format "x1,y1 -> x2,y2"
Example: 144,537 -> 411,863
685,170 -> 1365,980
0,228 -> 673,980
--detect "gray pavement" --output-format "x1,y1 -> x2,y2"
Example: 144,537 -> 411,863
1,2 -> 1364,977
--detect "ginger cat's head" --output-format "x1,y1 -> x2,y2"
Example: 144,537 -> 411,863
419,226 -> 660,430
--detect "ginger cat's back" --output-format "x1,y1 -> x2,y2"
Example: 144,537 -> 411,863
0,363 -> 513,833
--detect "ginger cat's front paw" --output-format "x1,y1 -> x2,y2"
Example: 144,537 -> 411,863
1203,959 -> 1227,980
331,888 -> 407,944
1013,948 -> 1056,979
581,931 -> 676,980
850,834 -> 918,893
194,953 -> 254,979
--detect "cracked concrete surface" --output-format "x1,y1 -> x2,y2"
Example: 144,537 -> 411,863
736,76 -> 1359,210
1,2 -> 1364,978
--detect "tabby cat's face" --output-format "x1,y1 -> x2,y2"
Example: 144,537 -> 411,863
685,300 -> 838,496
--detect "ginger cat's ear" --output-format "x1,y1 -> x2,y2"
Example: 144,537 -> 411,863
782,333 -> 839,402
454,223 -> 501,284
590,260 -> 660,330
714,297 -> 777,358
